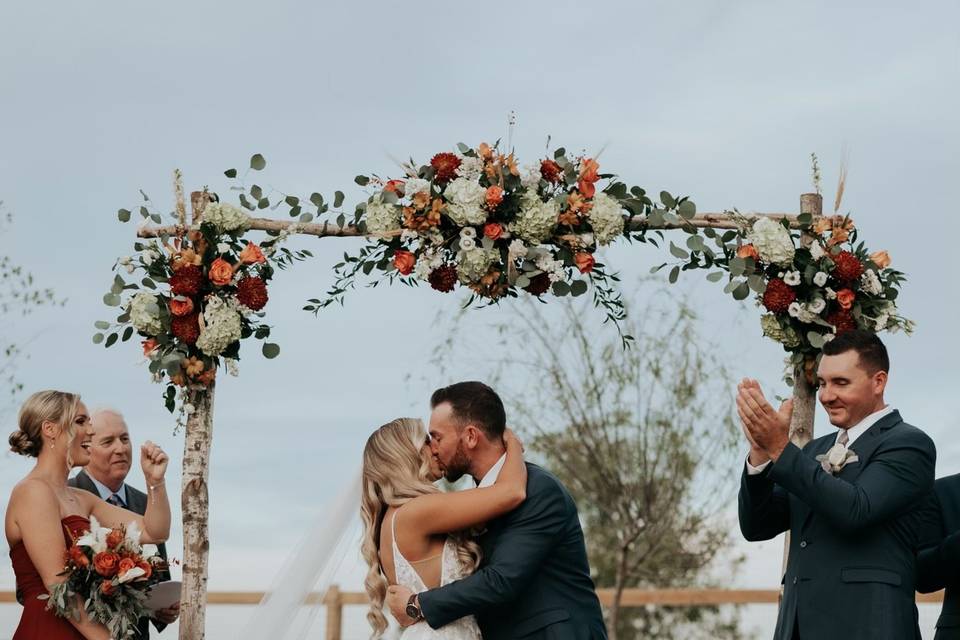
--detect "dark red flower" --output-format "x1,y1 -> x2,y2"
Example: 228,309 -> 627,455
169,264 -> 204,297
236,276 -> 269,311
826,309 -> 857,334
524,273 -> 552,297
831,250 -> 864,283
428,265 -> 458,293
430,153 -> 461,184
762,278 -> 796,313
540,159 -> 562,184
171,312 -> 200,345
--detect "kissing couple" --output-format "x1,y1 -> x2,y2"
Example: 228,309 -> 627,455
361,381 -> 608,639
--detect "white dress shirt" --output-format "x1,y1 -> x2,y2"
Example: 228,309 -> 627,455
88,474 -> 129,506
476,453 -> 507,488
745,405 -> 894,475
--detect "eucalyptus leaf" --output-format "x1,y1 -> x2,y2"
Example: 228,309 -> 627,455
668,266 -> 680,284
706,271 -> 725,283
732,282 -> 750,300
118,209 -> 131,222
334,191 -> 345,208
262,343 -> 281,359
105,333 -> 118,348
570,280 -> 588,296
93,333 -> 104,344
250,154 -> 266,170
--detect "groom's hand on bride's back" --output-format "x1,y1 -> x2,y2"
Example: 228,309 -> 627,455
386,585 -> 417,627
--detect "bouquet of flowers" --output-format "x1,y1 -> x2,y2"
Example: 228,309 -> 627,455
44,517 -> 167,639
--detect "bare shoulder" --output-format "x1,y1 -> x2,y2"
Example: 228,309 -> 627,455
9,477 -> 57,507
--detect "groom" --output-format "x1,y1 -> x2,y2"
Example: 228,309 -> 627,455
386,381 -> 607,639
738,330 -> 935,640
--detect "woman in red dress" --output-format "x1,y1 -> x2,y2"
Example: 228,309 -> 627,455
5,390 -> 171,639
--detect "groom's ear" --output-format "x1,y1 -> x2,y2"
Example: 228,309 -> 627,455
462,424 -> 482,449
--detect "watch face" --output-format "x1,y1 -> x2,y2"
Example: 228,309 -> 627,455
406,604 -> 419,618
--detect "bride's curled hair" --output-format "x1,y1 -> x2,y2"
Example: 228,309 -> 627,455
361,418 -> 481,637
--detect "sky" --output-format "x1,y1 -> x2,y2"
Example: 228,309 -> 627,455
1,0 -> 958,638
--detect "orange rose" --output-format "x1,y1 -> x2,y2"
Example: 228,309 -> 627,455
169,297 -> 194,317
736,244 -> 760,260
484,223 -> 504,240
93,551 -> 120,577
136,560 -> 153,580
383,179 -> 406,196
574,252 -> 595,274
101,580 -> 116,596
69,545 -> 90,569
870,250 -> 891,269
393,250 -> 416,276
141,339 -> 158,357
485,185 -> 504,209
118,557 -> 136,578
239,242 -> 266,265
208,258 -> 235,286
106,529 -> 124,549
836,288 -> 856,310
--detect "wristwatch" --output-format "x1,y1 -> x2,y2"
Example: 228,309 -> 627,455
405,594 -> 424,622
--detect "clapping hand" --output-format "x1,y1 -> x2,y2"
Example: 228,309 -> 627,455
736,379 -> 792,463
140,441 -> 169,484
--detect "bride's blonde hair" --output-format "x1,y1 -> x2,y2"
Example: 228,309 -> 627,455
360,418 -> 481,637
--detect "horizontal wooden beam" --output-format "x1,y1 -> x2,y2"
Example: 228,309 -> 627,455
135,212 -> 807,239
3,587 -> 938,606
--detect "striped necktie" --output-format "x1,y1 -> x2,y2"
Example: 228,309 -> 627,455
107,493 -> 125,508
837,429 -> 849,447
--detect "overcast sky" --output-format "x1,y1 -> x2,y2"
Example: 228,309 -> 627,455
1,0 -> 958,637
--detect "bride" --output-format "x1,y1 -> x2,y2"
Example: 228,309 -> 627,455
361,418 -> 526,639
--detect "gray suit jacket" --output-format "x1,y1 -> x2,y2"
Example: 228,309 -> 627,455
419,463 -> 607,640
70,469 -> 170,639
917,473 -> 960,639
739,411 -> 935,640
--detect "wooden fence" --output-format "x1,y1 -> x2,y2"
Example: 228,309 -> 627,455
0,588 -> 945,639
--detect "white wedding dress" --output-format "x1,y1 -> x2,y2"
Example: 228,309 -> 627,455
391,513 -> 481,640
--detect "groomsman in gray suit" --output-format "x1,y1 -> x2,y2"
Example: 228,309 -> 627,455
737,330 -> 935,640
70,408 -> 178,639
917,472 -> 960,639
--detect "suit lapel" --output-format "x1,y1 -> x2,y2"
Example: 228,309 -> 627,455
797,435 -> 835,532
843,410 -> 903,479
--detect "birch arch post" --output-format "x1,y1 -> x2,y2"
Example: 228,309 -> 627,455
96,147 -> 911,639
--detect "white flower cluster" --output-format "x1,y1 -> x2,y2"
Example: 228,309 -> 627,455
404,178 -> 431,199
535,252 -> 566,283
760,314 -> 801,348
445,178 -> 488,226
204,202 -> 251,234
510,196 -> 558,243
508,239 -> 528,260
788,298 -> 825,323
456,156 -> 484,182
748,217 -> 795,266
520,164 -> 542,190
588,193 -> 625,246
224,358 -> 240,377
813,271 -> 829,287
128,292 -> 163,335
782,270 -> 801,286
456,247 -> 499,284
860,270 -> 883,295
414,247 -> 445,281
809,242 -> 826,261
365,195 -> 402,236
196,296 -> 243,357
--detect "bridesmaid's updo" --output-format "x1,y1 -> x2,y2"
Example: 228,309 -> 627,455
9,390 -> 81,457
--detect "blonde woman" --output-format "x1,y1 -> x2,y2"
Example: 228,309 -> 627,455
5,390 -> 171,640
361,417 -> 526,639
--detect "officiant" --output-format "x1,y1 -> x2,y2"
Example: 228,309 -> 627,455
70,407 -> 179,638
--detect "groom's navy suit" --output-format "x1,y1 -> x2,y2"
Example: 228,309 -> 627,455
419,463 -> 607,639
739,410 -> 935,640
917,473 -> 960,639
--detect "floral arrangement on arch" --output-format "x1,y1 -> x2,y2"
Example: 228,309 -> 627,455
96,162 -> 316,417
44,517 -> 167,639
310,142 -> 689,344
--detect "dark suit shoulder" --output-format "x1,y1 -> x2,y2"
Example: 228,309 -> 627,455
881,420 -> 935,454
523,463 -> 576,515
936,473 -> 960,494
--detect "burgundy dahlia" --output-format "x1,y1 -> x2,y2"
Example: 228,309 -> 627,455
761,278 -> 796,313
831,250 -> 864,284
169,265 -> 204,297
236,276 -> 269,311
428,265 -> 458,293
524,273 -> 552,297
826,309 -> 857,334
430,153 -> 461,184
540,159 -> 562,184
171,312 -> 200,345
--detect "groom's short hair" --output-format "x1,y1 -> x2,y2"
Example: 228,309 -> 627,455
431,381 -> 506,440
821,329 -> 889,373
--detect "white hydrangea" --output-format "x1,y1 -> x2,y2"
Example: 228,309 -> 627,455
809,242 -> 826,261
813,271 -> 829,287
128,292 -> 163,335
748,217 -> 795,266
520,164 -> 542,190
204,202 -> 251,233
456,156 -> 484,182
196,296 -> 243,357
456,247 -> 500,284
510,197 -> 559,243
783,270 -> 801,286
414,248 -> 444,281
400,229 -> 419,243
860,270 -> 883,295
444,178 -> 488,226
404,178 -> 431,199
760,314 -> 800,348
588,193 -> 625,246
535,254 -> 566,283
365,195 -> 402,236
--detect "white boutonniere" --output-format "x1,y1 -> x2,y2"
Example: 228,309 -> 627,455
816,442 -> 859,475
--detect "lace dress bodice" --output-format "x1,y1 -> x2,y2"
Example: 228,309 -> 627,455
391,511 -> 480,639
